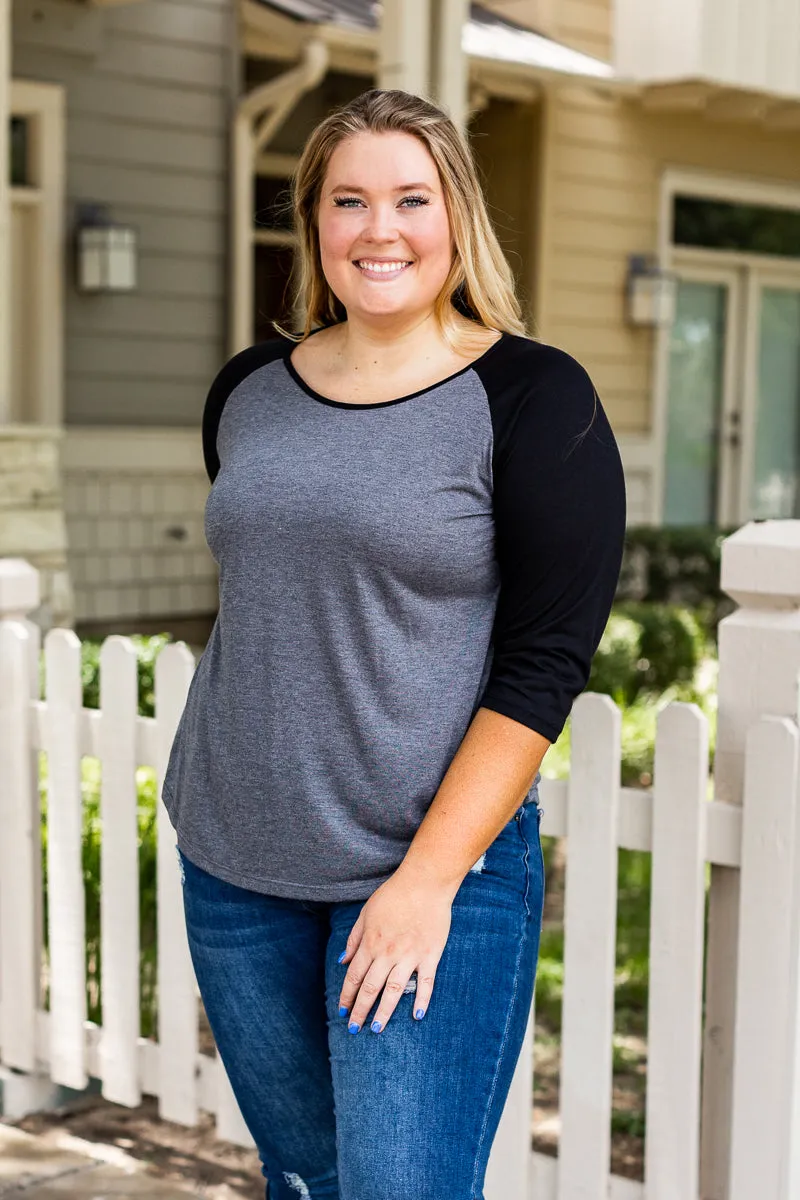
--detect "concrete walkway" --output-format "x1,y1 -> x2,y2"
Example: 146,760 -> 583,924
0,1124 -> 198,1198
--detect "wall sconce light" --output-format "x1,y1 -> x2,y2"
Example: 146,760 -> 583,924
75,202 -> 137,293
626,255 -> 677,327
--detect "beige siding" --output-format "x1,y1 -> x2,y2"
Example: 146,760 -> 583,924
537,86 -> 800,441
12,0 -> 234,428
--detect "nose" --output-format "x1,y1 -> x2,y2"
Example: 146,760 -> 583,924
361,201 -> 401,245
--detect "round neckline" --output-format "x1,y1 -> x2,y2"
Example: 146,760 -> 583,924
282,328 -> 508,410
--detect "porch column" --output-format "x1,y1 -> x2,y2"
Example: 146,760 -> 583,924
378,0 -> 469,132
0,0 -> 11,424
377,0 -> 431,99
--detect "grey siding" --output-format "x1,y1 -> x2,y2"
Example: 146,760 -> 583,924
12,0 -> 235,427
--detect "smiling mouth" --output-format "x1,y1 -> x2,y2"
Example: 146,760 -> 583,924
352,260 -> 414,279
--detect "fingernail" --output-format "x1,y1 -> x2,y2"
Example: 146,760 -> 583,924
371,1020 -> 382,1033
414,1008 -> 425,1019
339,1005 -> 348,1017
337,951 -> 346,963
348,1021 -> 360,1034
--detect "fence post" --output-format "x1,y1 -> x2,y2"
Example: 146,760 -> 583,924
0,560 -> 42,1076
701,520 -> 800,1199
728,715 -> 800,1200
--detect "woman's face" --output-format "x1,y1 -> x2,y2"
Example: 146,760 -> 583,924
316,130 -> 454,324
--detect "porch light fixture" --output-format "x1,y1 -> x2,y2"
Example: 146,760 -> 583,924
74,202 -> 137,293
625,255 -> 677,327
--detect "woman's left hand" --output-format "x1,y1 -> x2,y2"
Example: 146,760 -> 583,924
337,870 -> 455,1033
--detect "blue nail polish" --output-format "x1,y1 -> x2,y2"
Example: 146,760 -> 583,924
348,1021 -> 360,1034
415,1008 -> 425,1019
337,951 -> 346,963
339,1005 -> 348,1017
371,1020 -> 382,1033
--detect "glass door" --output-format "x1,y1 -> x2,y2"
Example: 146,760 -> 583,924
740,272 -> 800,519
663,266 -> 742,525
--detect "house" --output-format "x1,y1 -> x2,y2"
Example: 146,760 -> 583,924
4,0 -> 800,637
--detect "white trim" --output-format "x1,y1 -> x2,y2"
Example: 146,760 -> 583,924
62,428 -> 205,474
662,165 -> 800,220
616,434 -> 658,473
654,165 -> 800,526
231,42 -> 328,355
255,152 -> 301,177
10,79 -> 65,428
253,229 -> 296,248
739,268 -> 800,522
0,0 -> 10,424
0,424 -> 63,441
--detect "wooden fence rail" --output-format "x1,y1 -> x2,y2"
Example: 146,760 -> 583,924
4,521 -> 800,1196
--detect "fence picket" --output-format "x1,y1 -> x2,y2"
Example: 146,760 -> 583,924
98,636 -> 141,1105
557,692 -> 622,1200
43,628 -> 87,1090
645,702 -> 708,1198
215,1052 -> 255,1147
0,620 -> 40,1071
729,716 -> 800,1200
155,642 -> 198,1125
486,998 -> 534,1199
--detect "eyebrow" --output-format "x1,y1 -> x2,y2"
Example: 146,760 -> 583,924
327,182 -> 436,195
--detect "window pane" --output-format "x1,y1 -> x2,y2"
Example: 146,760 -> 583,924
9,117 -> 28,186
664,280 -> 727,524
254,244 -> 296,342
674,196 -> 800,257
751,288 -> 800,518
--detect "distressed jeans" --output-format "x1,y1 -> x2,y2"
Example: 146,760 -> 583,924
177,775 -> 544,1200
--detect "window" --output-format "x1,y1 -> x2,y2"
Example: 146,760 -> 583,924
9,116 -> 28,185
673,195 -> 800,258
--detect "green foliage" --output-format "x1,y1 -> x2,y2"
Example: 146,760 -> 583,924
536,595 -> 719,1106
588,602 -> 712,709
618,525 -> 731,620
78,633 -> 173,716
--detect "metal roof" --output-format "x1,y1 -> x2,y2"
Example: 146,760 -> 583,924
255,0 -> 616,80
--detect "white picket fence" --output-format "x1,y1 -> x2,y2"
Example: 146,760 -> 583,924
3,531 -> 800,1198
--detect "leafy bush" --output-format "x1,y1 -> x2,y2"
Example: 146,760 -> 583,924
618,525 -> 732,625
588,602 -> 712,709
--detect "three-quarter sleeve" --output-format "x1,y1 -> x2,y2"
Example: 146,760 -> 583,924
477,347 -> 627,743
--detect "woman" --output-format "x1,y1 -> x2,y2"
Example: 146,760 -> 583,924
162,88 -> 626,1199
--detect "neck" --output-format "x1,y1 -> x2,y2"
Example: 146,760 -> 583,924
330,311 -> 479,372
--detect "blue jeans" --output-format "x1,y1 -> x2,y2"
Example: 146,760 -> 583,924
177,793 -> 545,1200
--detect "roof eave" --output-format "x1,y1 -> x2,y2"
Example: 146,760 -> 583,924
238,0 -> 638,99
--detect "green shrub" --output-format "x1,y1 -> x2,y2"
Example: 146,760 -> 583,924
618,525 -> 735,640
589,602 -> 711,709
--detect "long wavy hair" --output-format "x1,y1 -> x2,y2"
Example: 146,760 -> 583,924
271,88 -> 529,354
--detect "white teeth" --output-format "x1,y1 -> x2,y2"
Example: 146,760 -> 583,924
356,260 -> 411,272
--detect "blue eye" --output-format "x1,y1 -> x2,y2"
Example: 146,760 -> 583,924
332,194 -> 430,208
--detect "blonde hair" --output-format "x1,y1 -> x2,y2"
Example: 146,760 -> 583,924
270,88 -> 529,354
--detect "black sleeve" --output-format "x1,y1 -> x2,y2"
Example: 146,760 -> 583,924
473,338 -> 627,743
202,337 -> 290,484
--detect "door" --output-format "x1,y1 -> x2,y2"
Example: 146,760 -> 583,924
663,258 -> 800,525
663,266 -> 742,525
740,273 -> 800,519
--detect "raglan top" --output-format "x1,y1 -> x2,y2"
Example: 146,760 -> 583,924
161,326 -> 627,901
